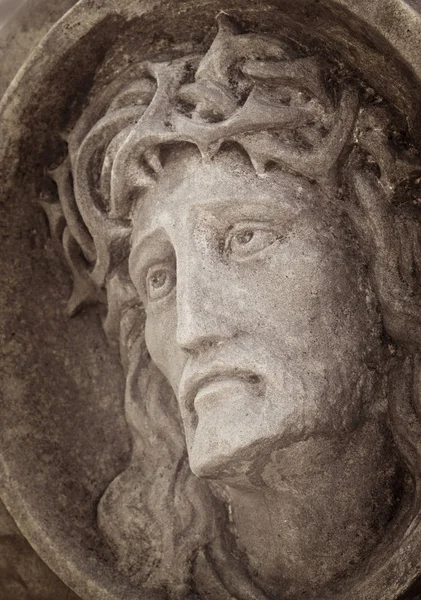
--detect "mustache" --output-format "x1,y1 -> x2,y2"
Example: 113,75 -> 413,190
179,354 -> 264,415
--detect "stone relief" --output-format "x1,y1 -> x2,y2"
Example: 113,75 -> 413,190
0,499 -> 79,600
36,14 -> 421,599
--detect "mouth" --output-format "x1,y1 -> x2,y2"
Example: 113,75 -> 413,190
181,368 -> 262,415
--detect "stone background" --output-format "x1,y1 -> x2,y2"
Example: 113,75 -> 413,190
3,1 -> 421,600
1,4 -> 81,599
0,0 -> 77,97
0,499 -> 79,599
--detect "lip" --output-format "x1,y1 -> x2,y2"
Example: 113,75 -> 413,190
194,376 -> 252,408
180,366 -> 261,414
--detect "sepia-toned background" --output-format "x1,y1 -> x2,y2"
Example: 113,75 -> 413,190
3,1 -> 421,599
1,4 -> 80,598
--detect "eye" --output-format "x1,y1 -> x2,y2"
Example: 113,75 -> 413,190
225,224 -> 277,260
145,264 -> 176,301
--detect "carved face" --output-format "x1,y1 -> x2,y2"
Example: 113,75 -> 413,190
129,147 -> 381,479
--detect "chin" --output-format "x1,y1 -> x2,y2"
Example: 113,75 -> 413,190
187,422 -> 280,483
185,387 -> 316,482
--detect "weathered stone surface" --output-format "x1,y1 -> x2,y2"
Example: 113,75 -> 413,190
0,498 -> 79,599
0,0 -> 78,98
2,1 -> 421,599
0,3 -> 81,598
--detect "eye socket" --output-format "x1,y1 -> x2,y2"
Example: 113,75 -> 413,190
145,264 -> 176,301
225,224 -> 277,260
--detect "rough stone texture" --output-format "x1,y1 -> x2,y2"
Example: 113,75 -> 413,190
0,0 -> 78,98
0,2 -> 81,598
0,0 -> 26,29
0,498 -> 80,599
2,1 -> 421,599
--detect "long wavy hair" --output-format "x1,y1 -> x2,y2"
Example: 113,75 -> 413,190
49,16 -> 421,599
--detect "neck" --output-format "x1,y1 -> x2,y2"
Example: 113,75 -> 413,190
215,419 -> 404,599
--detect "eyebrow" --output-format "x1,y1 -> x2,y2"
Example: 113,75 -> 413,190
129,192 -> 313,272
199,196 -> 308,221
128,227 -> 173,278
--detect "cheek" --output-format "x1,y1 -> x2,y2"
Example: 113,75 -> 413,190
243,234 -> 378,361
304,244 -> 379,357
144,305 -> 185,393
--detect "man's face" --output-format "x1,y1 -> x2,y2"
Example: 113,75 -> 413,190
129,147 -> 381,479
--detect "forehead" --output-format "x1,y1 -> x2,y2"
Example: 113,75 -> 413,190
132,145 -> 323,233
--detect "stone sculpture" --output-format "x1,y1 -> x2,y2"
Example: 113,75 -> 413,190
2,1 -> 421,599
43,14 -> 421,599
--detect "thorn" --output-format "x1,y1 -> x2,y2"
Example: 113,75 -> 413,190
66,284 -> 98,317
48,161 -> 66,181
144,148 -> 162,174
207,140 -> 223,160
62,228 -> 105,316
40,201 -> 65,241
215,12 -> 237,34
249,156 -> 267,176
198,144 -> 212,163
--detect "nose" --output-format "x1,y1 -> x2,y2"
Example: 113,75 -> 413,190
176,260 -> 238,353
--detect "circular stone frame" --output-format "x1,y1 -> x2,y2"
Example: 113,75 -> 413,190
2,1 -> 421,599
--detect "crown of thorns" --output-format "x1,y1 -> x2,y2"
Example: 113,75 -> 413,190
48,16 -> 419,326
49,18 -> 357,294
